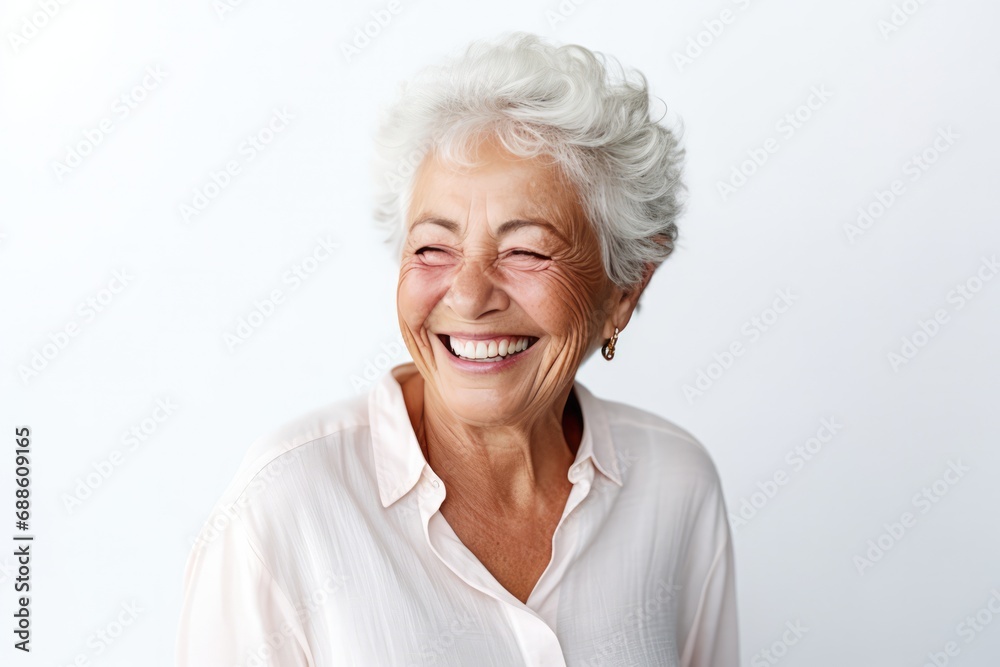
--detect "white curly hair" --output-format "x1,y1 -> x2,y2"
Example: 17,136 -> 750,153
371,31 -> 686,292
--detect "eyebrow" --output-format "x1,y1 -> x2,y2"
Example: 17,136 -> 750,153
409,217 -> 569,243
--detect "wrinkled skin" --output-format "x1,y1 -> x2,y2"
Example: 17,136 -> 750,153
396,135 -> 652,507
395,135 -> 654,603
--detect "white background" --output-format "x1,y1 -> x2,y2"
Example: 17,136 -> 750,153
2,0 -> 999,665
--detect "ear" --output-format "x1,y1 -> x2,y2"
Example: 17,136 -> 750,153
602,261 -> 656,340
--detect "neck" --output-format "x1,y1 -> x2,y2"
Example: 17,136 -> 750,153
401,371 -> 582,513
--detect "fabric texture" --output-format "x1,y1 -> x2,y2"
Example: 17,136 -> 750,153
176,362 -> 739,666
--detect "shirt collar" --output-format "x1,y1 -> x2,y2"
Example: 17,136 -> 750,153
369,362 -> 622,509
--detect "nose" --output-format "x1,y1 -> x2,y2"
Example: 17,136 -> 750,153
442,255 -> 509,320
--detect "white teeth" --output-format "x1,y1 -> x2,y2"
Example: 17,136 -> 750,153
446,335 -> 534,361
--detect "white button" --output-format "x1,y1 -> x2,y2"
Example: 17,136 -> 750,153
431,479 -> 440,488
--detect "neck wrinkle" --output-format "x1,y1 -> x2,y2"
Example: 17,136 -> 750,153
408,372 -> 577,512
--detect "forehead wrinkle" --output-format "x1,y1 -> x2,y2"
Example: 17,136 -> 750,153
407,150 -> 584,246
407,214 -> 571,249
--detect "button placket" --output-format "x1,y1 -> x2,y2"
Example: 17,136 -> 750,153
525,463 -> 595,630
503,603 -> 569,667
414,472 -> 569,665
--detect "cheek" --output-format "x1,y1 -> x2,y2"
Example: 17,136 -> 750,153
507,269 -> 605,340
397,263 -> 450,327
553,237 -> 610,328
560,244 -> 613,337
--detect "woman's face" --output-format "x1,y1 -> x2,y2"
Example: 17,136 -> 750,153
396,137 -> 626,426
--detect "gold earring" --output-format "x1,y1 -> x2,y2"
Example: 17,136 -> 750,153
602,327 -> 619,361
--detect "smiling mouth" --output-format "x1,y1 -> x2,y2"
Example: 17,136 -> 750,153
437,334 -> 539,362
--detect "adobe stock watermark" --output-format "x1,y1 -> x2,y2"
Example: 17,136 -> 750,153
57,600 -> 143,667
179,107 -> 294,223
383,138 -> 432,194
728,417 -> 843,532
350,332 -> 408,393
187,447 -> 305,552
51,65 -> 167,182
7,0 -> 72,54
544,0 -> 592,30
843,126 -> 958,243
561,448 -> 640,533
405,612 -> 476,667
582,578 -> 682,667
237,571 -> 349,667
340,0 -> 406,63
213,0 -> 250,20
17,269 -> 135,385
608,448 -> 640,489
672,0 -> 757,72
853,459 -> 969,576
750,620 -> 808,667
394,473 -> 437,523
878,0 -> 931,39
682,288 -> 798,404
716,85 -> 832,201
223,235 -> 340,351
920,589 -> 1000,667
887,254 -> 997,372
61,398 -> 178,513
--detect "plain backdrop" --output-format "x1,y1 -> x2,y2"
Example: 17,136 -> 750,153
2,0 -> 999,665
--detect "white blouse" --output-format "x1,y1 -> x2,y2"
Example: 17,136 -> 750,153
176,363 -> 738,666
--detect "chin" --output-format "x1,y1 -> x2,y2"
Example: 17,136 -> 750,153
442,390 -> 515,425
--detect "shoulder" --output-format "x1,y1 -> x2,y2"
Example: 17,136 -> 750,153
592,392 -> 723,490
214,392 -> 372,511
591,395 -> 734,561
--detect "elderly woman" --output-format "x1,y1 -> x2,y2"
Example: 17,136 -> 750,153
177,32 -> 737,667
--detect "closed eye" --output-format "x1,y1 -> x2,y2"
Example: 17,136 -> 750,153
414,247 -> 550,263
